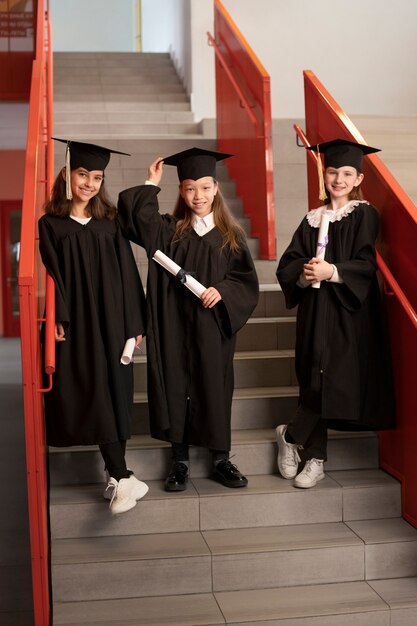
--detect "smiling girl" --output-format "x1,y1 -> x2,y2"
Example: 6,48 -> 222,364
276,139 -> 395,489
117,148 -> 259,492
38,139 -> 148,514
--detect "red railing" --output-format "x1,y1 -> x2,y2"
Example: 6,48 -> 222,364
208,0 -> 275,259
18,0 -> 54,623
297,70 -> 417,528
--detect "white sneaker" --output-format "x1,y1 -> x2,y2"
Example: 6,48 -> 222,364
107,476 -> 149,515
276,424 -> 301,479
104,471 -> 148,501
294,459 -> 325,489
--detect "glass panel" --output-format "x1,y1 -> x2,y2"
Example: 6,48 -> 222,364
0,0 -> 34,53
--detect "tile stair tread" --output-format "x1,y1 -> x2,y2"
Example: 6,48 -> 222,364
49,427 -> 377,454
245,315 -> 295,323
215,581 -> 390,623
50,469 -> 398,504
346,517 -> 417,544
51,520 -> 373,565
132,385 -> 300,403
52,592 -> 225,625
59,134 -> 209,141
368,576 -> 417,608
132,349 -> 296,364
52,579 -> 417,625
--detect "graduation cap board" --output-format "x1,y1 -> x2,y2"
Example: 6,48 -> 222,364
306,138 -> 381,201
163,147 -> 233,181
52,138 -> 130,200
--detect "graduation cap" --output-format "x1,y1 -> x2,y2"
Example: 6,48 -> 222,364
163,147 -> 233,181
307,139 -> 380,201
52,138 -> 130,200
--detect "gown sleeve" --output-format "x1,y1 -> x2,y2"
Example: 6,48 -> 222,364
117,184 -> 174,255
214,243 -> 259,337
276,218 -> 311,309
331,205 -> 379,311
115,223 -> 147,338
38,215 -> 70,327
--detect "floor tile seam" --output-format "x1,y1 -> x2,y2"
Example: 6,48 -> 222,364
202,540 -> 365,560
329,480 -> 401,490
364,580 -> 397,612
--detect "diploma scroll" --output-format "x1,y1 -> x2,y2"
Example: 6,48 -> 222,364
152,249 -> 206,298
120,337 -> 136,365
312,213 -> 330,289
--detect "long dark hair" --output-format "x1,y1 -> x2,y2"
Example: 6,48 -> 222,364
44,169 -> 116,219
172,182 -> 245,252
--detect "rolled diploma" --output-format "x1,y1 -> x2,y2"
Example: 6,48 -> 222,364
120,337 -> 136,365
152,249 -> 206,298
312,212 -> 330,289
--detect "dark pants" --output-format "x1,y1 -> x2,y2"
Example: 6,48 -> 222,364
287,403 -> 328,461
171,442 -> 229,464
171,398 -> 229,464
99,440 -> 131,481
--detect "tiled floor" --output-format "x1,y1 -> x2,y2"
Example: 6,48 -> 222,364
0,338 -> 33,625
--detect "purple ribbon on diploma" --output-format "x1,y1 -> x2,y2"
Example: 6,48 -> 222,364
317,235 -> 328,254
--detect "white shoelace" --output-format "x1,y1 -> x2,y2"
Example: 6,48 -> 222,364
106,479 -> 118,508
304,459 -> 323,473
287,447 -> 301,468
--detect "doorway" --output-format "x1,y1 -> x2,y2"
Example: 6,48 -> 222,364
1,200 -> 22,337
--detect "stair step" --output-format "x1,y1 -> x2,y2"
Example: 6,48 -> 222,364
53,592 -> 225,625
133,349 -> 296,393
51,578 -> 417,625
54,100 -> 192,111
49,470 -> 400,539
54,110 -> 195,124
345,517 -> 417,579
216,581 -> 390,625
236,316 -> 296,351
54,121 -> 202,137
132,385 -> 299,433
51,518 -> 416,602
48,429 -> 380,485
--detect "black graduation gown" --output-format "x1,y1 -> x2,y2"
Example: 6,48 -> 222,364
117,185 -> 259,451
277,202 -> 395,430
38,214 -> 146,446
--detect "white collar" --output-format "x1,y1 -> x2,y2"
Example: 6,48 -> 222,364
70,215 -> 92,224
306,200 -> 369,228
193,211 -> 214,229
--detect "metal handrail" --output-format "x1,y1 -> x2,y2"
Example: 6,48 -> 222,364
209,0 -> 275,260
207,31 -> 260,135
18,1 -> 53,623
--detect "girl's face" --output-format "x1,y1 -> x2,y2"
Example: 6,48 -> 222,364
324,166 -> 364,202
64,167 -> 104,204
179,176 -> 218,217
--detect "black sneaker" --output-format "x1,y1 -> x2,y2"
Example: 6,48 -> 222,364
164,461 -> 189,492
210,459 -> 248,488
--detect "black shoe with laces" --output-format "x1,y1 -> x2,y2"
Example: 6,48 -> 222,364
210,459 -> 248,488
164,461 -> 189,492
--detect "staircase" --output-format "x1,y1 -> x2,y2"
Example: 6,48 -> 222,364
49,53 -> 417,625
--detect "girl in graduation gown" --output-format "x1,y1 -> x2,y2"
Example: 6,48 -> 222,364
38,139 -> 149,514
276,139 -> 395,489
117,148 -> 259,491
